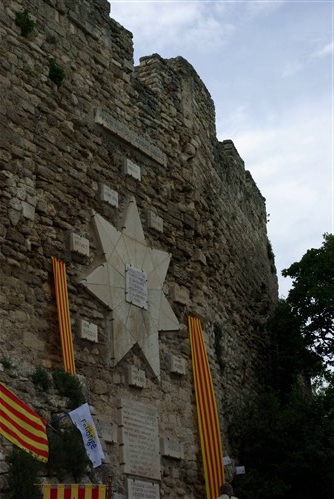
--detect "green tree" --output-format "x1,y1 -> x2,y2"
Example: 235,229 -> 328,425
282,233 -> 334,369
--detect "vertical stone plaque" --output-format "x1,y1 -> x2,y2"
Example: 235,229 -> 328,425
123,158 -> 141,181
170,354 -> 186,375
70,233 -> 90,256
100,184 -> 118,207
128,366 -> 146,388
125,264 -> 148,309
79,319 -> 98,342
118,399 -> 160,479
127,479 -> 159,499
147,210 -> 163,233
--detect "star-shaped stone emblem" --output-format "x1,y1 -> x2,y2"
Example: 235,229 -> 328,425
80,197 -> 179,379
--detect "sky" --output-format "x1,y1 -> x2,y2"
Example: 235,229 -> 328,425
108,0 -> 333,297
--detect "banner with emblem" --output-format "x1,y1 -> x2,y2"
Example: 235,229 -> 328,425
68,403 -> 104,468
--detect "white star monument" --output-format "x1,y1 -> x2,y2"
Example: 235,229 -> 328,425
80,197 -> 179,379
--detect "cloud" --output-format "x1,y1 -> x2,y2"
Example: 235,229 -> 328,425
311,41 -> 334,59
281,60 -> 304,78
110,1 -> 235,58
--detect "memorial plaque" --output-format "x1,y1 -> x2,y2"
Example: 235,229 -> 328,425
223,455 -> 232,466
160,437 -> 184,460
170,354 -> 186,375
100,184 -> 118,207
128,366 -> 146,388
147,210 -> 163,233
118,399 -> 160,479
123,158 -> 141,181
70,233 -> 90,256
95,108 -> 167,166
79,319 -> 98,342
125,264 -> 148,309
127,479 -> 159,499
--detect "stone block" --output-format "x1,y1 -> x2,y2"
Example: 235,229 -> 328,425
127,479 -> 159,499
100,184 -> 118,207
171,283 -> 190,305
160,437 -> 184,460
79,318 -> 98,342
70,233 -> 90,256
123,158 -> 141,181
169,354 -> 186,375
127,366 -> 146,388
147,209 -> 163,233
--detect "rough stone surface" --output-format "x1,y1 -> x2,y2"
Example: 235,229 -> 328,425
0,1 -> 277,498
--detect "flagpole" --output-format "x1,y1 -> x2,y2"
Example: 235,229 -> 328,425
107,475 -> 113,499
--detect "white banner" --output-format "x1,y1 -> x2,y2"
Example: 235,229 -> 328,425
68,403 -> 105,468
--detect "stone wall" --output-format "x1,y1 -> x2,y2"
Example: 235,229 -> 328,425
0,0 -> 278,497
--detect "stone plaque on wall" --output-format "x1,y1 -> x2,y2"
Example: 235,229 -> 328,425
125,264 -> 148,309
95,107 -> 167,166
70,233 -> 90,256
170,354 -> 186,375
79,319 -> 98,342
160,437 -> 184,459
147,210 -> 163,233
127,479 -> 159,499
123,158 -> 141,181
100,184 -> 118,207
127,366 -> 146,388
118,399 -> 160,479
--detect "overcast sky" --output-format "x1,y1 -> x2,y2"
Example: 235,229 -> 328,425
108,0 -> 333,297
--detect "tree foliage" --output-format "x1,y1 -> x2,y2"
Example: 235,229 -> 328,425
282,233 -> 334,368
230,235 -> 334,498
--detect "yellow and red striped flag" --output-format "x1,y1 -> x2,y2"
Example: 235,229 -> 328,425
188,316 -> 224,499
0,383 -> 49,462
52,257 -> 76,374
42,484 -> 106,499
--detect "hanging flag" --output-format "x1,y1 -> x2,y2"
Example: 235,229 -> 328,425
188,316 -> 224,499
52,256 -> 76,374
68,403 -> 105,468
42,484 -> 106,499
0,383 -> 49,463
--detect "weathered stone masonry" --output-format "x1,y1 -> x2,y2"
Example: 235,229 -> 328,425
0,0 -> 278,497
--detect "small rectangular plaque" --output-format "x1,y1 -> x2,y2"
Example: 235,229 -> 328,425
160,437 -> 184,459
127,479 -> 159,499
123,158 -> 141,181
70,233 -> 90,256
79,319 -> 98,342
236,465 -> 246,475
170,355 -> 186,375
147,210 -> 163,233
125,264 -> 148,309
128,366 -> 146,388
223,455 -> 232,466
100,184 -> 118,207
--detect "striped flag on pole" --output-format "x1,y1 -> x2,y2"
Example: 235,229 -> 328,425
188,316 -> 224,499
52,257 -> 76,374
0,383 -> 49,463
42,484 -> 106,499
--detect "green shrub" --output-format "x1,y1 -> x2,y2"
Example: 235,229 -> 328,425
47,426 -> 90,480
0,356 -> 15,369
48,58 -> 65,87
6,448 -> 42,499
15,10 -> 35,37
31,366 -> 51,391
52,370 -> 86,409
